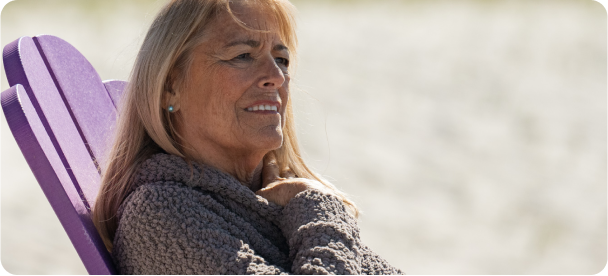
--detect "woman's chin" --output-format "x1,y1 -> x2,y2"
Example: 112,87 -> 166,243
252,128 -> 284,151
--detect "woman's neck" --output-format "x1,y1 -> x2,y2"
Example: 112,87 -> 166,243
184,144 -> 265,191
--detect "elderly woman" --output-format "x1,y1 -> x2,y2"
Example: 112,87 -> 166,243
92,0 -> 403,274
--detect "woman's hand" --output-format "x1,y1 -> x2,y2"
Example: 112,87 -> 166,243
255,152 -> 332,206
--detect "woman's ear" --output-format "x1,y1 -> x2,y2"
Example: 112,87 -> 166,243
162,85 -> 181,113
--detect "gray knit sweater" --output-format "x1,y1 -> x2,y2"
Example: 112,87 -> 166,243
112,153 -> 403,274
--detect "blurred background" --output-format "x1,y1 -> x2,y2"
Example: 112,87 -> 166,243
1,0 -> 606,274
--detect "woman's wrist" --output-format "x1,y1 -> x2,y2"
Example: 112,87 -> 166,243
279,189 -> 354,241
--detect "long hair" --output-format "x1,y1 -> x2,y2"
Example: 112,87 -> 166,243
92,0 -> 358,252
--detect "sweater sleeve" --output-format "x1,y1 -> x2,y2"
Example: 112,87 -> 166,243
112,185 -> 288,275
280,189 -> 404,275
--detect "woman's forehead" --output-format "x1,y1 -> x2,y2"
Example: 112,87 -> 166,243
203,10 -> 283,47
227,0 -> 278,25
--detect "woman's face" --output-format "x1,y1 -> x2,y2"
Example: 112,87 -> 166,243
175,3 -> 290,161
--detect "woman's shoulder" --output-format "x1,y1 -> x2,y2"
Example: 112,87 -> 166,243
131,153 -> 197,189
120,152 -> 229,210
115,181 -> 211,226
115,152 -> 207,222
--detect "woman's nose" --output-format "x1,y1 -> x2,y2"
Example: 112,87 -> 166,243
257,57 -> 286,89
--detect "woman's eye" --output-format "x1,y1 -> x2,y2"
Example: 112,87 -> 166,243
275,57 -> 289,67
233,53 -> 251,61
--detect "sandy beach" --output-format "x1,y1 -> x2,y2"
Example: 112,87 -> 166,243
1,0 -> 606,274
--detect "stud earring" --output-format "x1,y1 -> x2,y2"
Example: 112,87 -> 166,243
168,105 -> 174,112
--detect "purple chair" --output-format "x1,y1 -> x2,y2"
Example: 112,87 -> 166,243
1,35 -> 125,274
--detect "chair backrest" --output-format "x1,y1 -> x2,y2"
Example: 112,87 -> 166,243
1,35 -> 125,275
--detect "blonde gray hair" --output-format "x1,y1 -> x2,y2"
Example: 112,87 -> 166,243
92,0 -> 358,252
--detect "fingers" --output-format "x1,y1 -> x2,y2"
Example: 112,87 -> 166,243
262,151 -> 280,187
255,185 -> 288,206
255,180 -> 308,206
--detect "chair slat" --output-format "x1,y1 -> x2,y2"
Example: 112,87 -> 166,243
34,35 -> 117,175
4,36 -> 101,208
1,84 -> 116,275
103,79 -> 127,109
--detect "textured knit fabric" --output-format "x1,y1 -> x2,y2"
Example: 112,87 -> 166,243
112,153 -> 403,274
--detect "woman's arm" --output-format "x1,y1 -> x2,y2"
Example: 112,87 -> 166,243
256,152 -> 403,274
280,189 -> 403,275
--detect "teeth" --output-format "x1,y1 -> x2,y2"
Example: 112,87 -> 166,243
248,104 -> 278,112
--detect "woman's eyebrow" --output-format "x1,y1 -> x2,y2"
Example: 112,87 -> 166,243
224,39 -> 260,49
223,40 -> 288,53
273,44 -> 288,52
